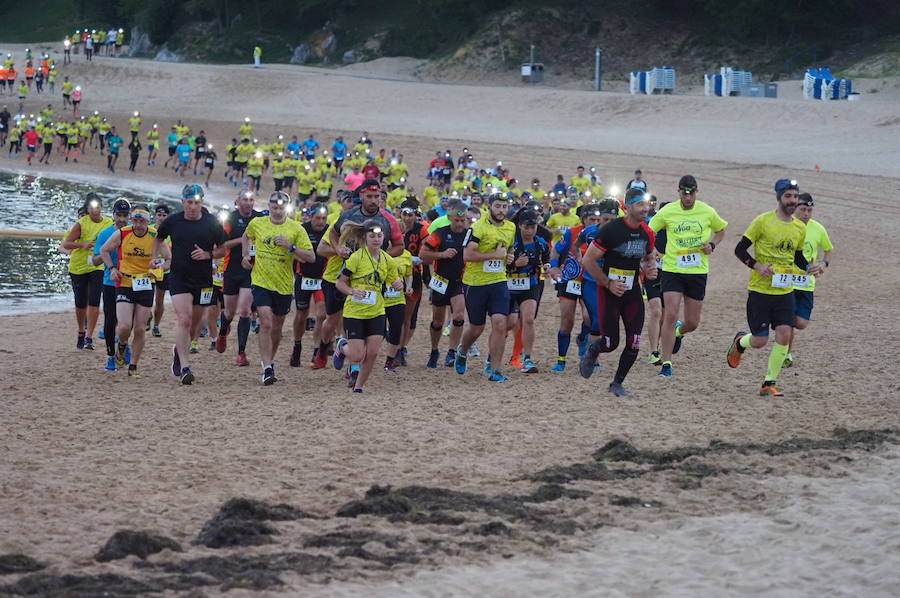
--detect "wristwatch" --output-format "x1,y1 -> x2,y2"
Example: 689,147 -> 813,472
289,244 -> 296,253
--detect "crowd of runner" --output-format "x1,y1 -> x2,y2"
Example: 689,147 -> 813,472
1,49 -> 835,396
61,133 -> 833,396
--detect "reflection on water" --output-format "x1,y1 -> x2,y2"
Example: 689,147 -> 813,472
0,171 -> 179,306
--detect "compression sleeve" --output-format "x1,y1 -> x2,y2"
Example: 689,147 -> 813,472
735,236 -> 756,269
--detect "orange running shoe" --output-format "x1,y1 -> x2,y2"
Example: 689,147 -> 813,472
727,330 -> 747,369
759,383 -> 784,397
235,352 -> 250,367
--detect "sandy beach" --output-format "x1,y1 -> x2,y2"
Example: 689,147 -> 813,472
1,44 -> 899,596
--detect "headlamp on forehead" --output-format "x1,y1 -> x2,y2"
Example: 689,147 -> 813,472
366,226 -> 383,235
217,210 -> 228,222
244,117 -> 250,122
268,191 -> 290,206
401,207 -> 417,215
88,200 -> 100,209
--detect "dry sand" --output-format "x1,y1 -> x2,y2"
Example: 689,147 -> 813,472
1,45 -> 899,596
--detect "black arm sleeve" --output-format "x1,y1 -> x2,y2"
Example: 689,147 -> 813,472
734,236 -> 756,269
793,250 -> 809,271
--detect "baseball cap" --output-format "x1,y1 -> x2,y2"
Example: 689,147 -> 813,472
678,175 -> 697,191
154,204 -> 171,214
518,210 -> 540,225
113,198 -> 131,213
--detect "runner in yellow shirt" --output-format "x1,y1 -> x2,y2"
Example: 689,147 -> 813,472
62,194 -> 113,350
242,191 -> 315,384
128,111 -> 141,141
545,200 -> 580,245
648,175 -> 728,377
454,194 -> 517,381
785,192 -> 833,367
332,220 -> 403,393
571,166 -> 590,193
727,179 -> 824,397
99,206 -> 168,377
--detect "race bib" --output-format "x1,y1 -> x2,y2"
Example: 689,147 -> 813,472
199,287 -> 213,305
566,280 -> 583,295
791,270 -> 811,289
248,244 -> 256,257
655,256 -> 663,270
771,267 -> 793,289
429,274 -> 449,294
608,267 -> 635,289
131,277 -> 152,291
352,290 -> 377,305
483,259 -> 504,273
442,168 -> 451,175
507,275 -> 531,291
301,277 -> 322,291
384,286 -> 402,298
676,249 -> 702,268
213,272 -> 224,284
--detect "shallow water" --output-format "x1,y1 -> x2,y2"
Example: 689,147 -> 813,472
0,171 -> 177,307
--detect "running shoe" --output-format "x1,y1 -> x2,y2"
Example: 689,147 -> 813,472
444,349 -> 456,368
115,346 -> 126,368
551,360 -> 566,372
199,326 -> 208,338
145,315 -> 152,331
105,356 -> 117,371
426,349 -> 439,369
352,388 -> 363,393
208,340 -> 217,351
482,360 -> 493,375
98,329 -> 105,340
468,342 -> 480,357
509,354 -> 523,368
609,382 -> 630,397
579,341 -> 601,379
398,347 -> 408,366
454,345 -> 468,375
77,332 -> 85,350
488,369 -> 508,382
648,351 -> 662,366
759,382 -> 784,397
262,366 -> 276,385
313,348 -> 328,369
235,352 -> 249,367
171,345 -> 181,376
384,359 -> 397,372
658,362 -> 673,377
522,358 -> 538,373
726,330 -> 747,369
290,343 -> 302,367
251,319 -> 260,334
215,332 -> 228,354
783,353 -> 794,368
442,325 -> 450,337
333,337 -> 347,370
180,367 -> 194,385
576,333 -> 588,358
347,368 -> 359,388
308,348 -> 319,368
152,325 -> 161,337
190,340 -> 200,354
672,321 -> 683,354
127,365 -> 139,378
83,337 -> 94,351
305,317 -> 315,331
